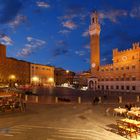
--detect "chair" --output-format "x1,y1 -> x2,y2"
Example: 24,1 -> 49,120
116,120 -> 137,139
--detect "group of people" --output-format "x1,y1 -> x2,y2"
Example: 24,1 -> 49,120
0,94 -> 26,112
125,103 -> 135,111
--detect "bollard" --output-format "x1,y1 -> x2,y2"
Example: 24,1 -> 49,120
55,97 -> 58,103
137,96 -> 139,102
35,96 -> 38,103
25,95 -> 28,101
78,97 -> 81,104
98,97 -> 102,104
118,96 -> 122,103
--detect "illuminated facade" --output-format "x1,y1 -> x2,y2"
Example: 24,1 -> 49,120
30,63 -> 55,86
0,44 -> 55,87
0,44 -> 30,86
54,68 -> 75,85
88,12 -> 140,93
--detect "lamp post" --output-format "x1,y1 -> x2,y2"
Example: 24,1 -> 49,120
32,76 -> 39,86
48,77 -> 54,87
9,75 -> 16,87
66,70 -> 70,85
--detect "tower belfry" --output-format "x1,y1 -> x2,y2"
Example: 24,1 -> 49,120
89,11 -> 100,75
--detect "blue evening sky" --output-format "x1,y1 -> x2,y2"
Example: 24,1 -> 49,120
0,0 -> 140,72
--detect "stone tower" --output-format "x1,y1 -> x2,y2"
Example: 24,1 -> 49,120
89,11 -> 100,76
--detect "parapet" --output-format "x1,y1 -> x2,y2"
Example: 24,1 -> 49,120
113,42 -> 140,56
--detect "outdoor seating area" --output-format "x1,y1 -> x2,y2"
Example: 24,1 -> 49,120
0,91 -> 25,113
115,106 -> 140,139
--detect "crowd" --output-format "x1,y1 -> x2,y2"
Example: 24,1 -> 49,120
0,93 -> 26,112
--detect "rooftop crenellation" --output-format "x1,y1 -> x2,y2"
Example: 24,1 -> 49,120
113,42 -> 140,55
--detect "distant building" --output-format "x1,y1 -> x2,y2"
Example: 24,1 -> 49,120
0,44 -> 55,87
88,12 -> 140,93
54,68 -> 75,86
0,44 -> 30,86
30,63 -> 54,86
73,71 -> 91,88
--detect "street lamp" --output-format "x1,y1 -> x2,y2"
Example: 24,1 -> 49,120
66,70 -> 70,85
66,70 -> 69,74
48,77 -> 54,87
9,75 -> 16,87
32,76 -> 39,86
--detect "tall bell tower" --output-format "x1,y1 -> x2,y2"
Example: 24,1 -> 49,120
89,11 -> 100,75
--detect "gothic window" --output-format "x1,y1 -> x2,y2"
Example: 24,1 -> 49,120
111,86 -> 113,89
126,86 -> 129,90
132,86 -> 136,90
106,86 -> 109,90
132,77 -> 136,81
121,77 -> 124,81
126,77 -> 130,81
102,85 -> 104,90
126,66 -> 129,70
132,56 -> 135,60
121,86 -> 124,90
132,65 -> 135,69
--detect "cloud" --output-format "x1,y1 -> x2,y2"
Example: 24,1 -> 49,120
98,9 -> 128,23
62,20 -> 77,30
56,40 -> 67,47
101,58 -> 107,62
0,33 -> 13,46
58,4 -> 88,31
59,29 -> 71,35
82,30 -> 89,37
75,50 -> 85,56
130,6 -> 140,18
17,36 -> 46,57
36,1 -> 50,8
9,15 -> 27,28
0,0 -> 23,24
53,48 -> 69,57
84,44 -> 90,49
52,40 -> 69,57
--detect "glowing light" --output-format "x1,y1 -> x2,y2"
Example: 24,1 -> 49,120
9,75 -> 16,80
48,77 -> 54,82
66,70 -> 69,73
32,76 -> 39,82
